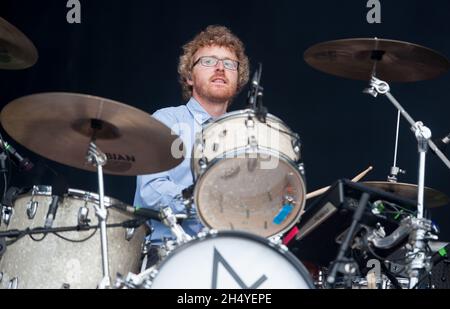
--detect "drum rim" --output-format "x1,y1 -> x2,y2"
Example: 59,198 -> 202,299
202,109 -> 297,135
193,147 -> 306,238
15,186 -> 126,209
151,230 -> 315,289
193,145 -> 302,179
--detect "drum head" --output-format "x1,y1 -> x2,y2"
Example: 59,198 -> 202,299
195,154 -> 306,238
150,231 -> 314,289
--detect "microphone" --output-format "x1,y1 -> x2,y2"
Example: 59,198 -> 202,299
247,70 -> 259,108
44,176 -> 68,229
0,140 -> 34,171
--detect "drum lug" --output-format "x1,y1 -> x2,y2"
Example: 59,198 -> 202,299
125,228 -> 136,241
77,206 -> 90,226
298,163 -> 306,175
26,200 -> 38,220
198,158 -> 208,171
248,136 -> 258,148
212,142 -> 219,152
245,118 -> 255,128
7,277 -> 18,289
1,206 -> 13,226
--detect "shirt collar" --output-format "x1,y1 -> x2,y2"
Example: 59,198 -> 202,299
186,97 -> 213,125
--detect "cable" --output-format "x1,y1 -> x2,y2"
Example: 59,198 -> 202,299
29,233 -> 47,242
264,122 -> 300,140
54,229 -> 97,243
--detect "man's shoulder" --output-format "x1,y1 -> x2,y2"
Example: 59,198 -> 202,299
152,104 -> 190,125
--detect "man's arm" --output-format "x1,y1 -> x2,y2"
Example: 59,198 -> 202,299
134,108 -> 187,214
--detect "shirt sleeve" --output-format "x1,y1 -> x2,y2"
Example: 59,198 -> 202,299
134,108 -> 187,214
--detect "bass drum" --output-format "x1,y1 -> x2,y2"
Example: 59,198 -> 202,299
0,186 -> 145,289
192,109 -> 306,238
149,231 -> 314,289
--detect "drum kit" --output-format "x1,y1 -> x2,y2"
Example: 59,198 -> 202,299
0,17 -> 449,289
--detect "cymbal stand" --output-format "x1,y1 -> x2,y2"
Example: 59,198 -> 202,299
86,141 -> 111,289
362,42 -> 406,183
387,109 -> 406,182
364,76 -> 450,288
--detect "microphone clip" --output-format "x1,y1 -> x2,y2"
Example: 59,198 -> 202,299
247,63 -> 267,123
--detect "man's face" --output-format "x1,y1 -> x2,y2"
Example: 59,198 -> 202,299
188,45 -> 239,105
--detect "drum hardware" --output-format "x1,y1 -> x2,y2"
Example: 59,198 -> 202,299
327,192 -> 370,287
1,206 -> 12,227
247,63 -> 267,123
77,206 -> 90,226
303,37 -> 450,288
363,75 -> 450,288
7,277 -> 18,289
26,194 -> 39,220
85,141 -> 111,288
159,206 -> 192,245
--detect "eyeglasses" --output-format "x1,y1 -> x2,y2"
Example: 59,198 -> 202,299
192,56 -> 239,71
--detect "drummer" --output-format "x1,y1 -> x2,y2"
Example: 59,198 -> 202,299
133,25 -> 250,264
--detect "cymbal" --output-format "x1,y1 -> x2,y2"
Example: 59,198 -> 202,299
0,93 -> 184,176
362,181 -> 450,208
304,38 -> 450,82
0,17 -> 38,70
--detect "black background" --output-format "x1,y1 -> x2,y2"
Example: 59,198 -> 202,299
0,1 -> 449,239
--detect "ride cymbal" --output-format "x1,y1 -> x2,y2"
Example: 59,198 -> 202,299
304,38 -> 450,82
1,93 -> 184,176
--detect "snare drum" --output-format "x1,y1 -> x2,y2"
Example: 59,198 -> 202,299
0,186 -> 145,289
192,110 -> 306,238
149,231 -> 314,289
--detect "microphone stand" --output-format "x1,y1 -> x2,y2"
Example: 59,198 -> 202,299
248,63 -> 267,123
364,76 -> 447,288
327,192 -> 370,288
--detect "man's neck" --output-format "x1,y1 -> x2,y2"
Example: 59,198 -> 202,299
193,95 -> 228,118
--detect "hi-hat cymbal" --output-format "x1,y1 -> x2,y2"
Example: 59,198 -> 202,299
362,181 -> 450,208
304,38 -> 450,82
0,17 -> 38,70
0,93 -> 183,176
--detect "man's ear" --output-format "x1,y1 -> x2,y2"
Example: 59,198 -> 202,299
187,73 -> 193,86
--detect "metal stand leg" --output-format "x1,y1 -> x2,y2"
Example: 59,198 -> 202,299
86,142 -> 111,289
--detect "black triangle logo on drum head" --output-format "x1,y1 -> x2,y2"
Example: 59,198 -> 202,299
211,247 -> 268,289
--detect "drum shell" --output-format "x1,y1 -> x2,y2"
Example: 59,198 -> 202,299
0,187 -> 145,289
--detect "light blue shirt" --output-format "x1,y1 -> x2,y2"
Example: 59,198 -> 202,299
133,98 -> 212,244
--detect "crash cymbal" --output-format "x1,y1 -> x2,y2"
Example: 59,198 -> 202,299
304,38 -> 450,82
362,181 -> 450,208
0,17 -> 38,70
0,93 -> 183,176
